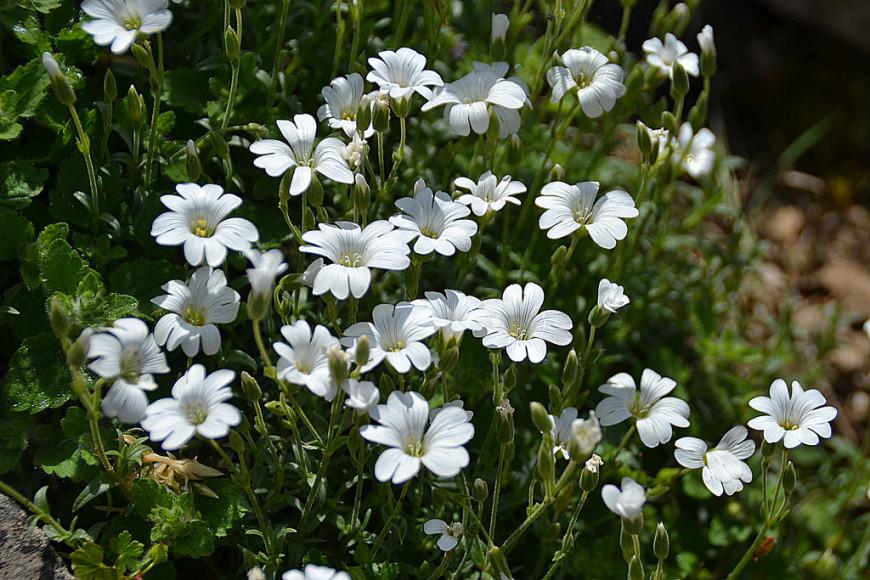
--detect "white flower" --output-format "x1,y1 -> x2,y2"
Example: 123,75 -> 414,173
536,181 -> 638,249
642,33 -> 700,78
424,519 -> 463,551
595,369 -> 690,448
366,48 -> 443,101
317,73 -> 372,137
491,13 -> 509,42
249,114 -> 354,196
570,412 -> 602,458
360,391 -> 474,484
274,321 -> 340,401
480,282 -> 573,363
245,249 -> 288,299
454,171 -> 526,216
151,183 -> 259,267
81,0 -> 172,55
422,62 -> 527,138
601,477 -> 646,521
697,24 -> 715,54
675,122 -> 716,178
546,47 -> 626,117
300,221 -> 411,300
430,400 -> 474,422
390,179 -> 478,256
747,379 -> 837,448
87,318 -> 169,423
342,302 -> 436,373
412,289 -> 487,342
343,133 -> 368,172
41,52 -> 62,79
141,364 -> 241,451
152,267 -> 240,357
302,258 -> 324,289
675,426 -> 756,496
585,453 -> 603,474
550,407 -> 578,459
282,565 -> 349,580
597,278 -> 630,313
342,379 -> 380,414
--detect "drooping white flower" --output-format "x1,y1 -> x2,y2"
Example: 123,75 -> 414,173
249,114 -> 355,196
412,289 -> 487,342
390,179 -> 478,256
366,48 -> 443,102
675,426 -> 756,496
41,52 -> 62,79
585,453 -> 604,474
300,221 -> 411,300
342,379 -> 380,414
747,379 -> 837,448
342,303 -> 436,373
81,0 -> 173,54
422,62 -> 527,138
491,13 -> 509,43
282,565 -> 349,580
343,133 -> 368,172
570,411 -> 602,458
550,407 -> 578,459
697,24 -> 715,54
536,181 -> 638,249
597,278 -> 630,313
360,391 -> 474,484
141,364 -> 241,451
595,369 -> 690,448
151,183 -> 259,267
454,171 -> 526,216
546,47 -> 626,117
480,282 -> 573,363
273,321 -> 340,401
152,267 -> 240,357
317,73 -> 373,137
601,477 -> 646,520
675,122 -> 716,178
642,33 -> 700,78
245,249 -> 288,299
424,519 -> 463,551
87,318 -> 169,423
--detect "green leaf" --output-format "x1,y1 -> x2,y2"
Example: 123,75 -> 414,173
0,213 -> 33,261
0,408 -> 34,474
109,258 -> 186,306
21,222 -> 69,288
1,332 -> 70,413
131,478 -> 174,518
0,58 -> 51,120
110,531 -> 144,574
172,520 -> 214,558
197,479 -> 250,537
30,0 -> 64,13
55,26 -> 102,64
11,14 -> 51,53
163,69 -> 210,114
70,542 -> 115,580
0,161 -> 48,209
73,474 -> 113,512
41,237 -> 88,294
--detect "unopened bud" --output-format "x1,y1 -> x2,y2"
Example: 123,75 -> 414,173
548,163 -> 565,182
67,330 -> 91,368
43,53 -> 76,106
439,346 -> 459,373
211,129 -> 229,160
502,364 -> 517,393
228,431 -> 245,455
588,304 -> 611,328
225,27 -> 241,64
508,133 -> 522,166
537,434 -> 556,484
689,91 -> 708,130
661,110 -> 677,133
783,461 -> 796,495
628,555 -> 644,580
548,384 -> 563,411
103,68 -> 117,103
353,174 -> 371,210
373,94 -> 391,132
530,401 -> 552,433
308,173 -> 324,207
130,43 -> 156,76
328,345 -> 349,383
654,522 -> 669,560
185,139 -> 202,181
356,94 -> 373,133
473,478 -> 489,503
636,121 -> 653,160
127,85 -> 144,129
353,335 -> 370,368
49,295 -> 71,339
240,372 -> 262,401
550,244 -> 568,269
670,62 -> 690,98
562,349 -> 579,388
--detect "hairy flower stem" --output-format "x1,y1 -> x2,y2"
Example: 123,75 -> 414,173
144,34 -> 164,186
488,443 -> 508,543
268,0 -> 291,108
377,131 -> 386,182
542,490 -> 590,580
221,10 -> 243,131
617,2 -> 633,45
547,232 -> 580,295
564,324 -> 596,406
348,2 -> 363,72
67,104 -> 101,230
370,482 -> 411,560
298,396 -> 344,531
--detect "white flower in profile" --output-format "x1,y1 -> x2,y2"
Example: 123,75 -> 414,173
367,48 -> 443,101
697,24 -> 715,54
360,391 -> 474,484
151,183 -> 259,267
87,318 -> 169,423
342,379 -> 380,414
642,33 -> 700,78
480,282 -> 573,363
454,171 -> 526,216
81,0 -> 173,54
675,426 -> 756,496
342,302 -> 436,373
550,407 -> 579,459
491,13 -> 509,43
301,258 -> 323,289
747,379 -> 837,448
598,279 -> 630,313
536,181 -> 638,249
570,412 -> 602,458
546,47 -> 626,117
300,221 -> 411,300
390,179 -> 478,256
317,73 -> 372,137
41,52 -> 62,79
141,364 -> 241,451
601,477 -> 646,521
245,249 -> 288,299
675,122 -> 716,178
595,369 -> 690,448
282,565 -> 349,580
343,133 -> 368,172
424,519 -> 463,551
152,267 -> 240,357
412,289 -> 487,342
273,321 -> 339,401
422,62 -> 527,138
249,114 -> 354,196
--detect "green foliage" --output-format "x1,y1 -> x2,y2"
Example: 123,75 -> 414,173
1,332 -> 71,412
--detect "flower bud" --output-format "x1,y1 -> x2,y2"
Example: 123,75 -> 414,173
373,94 -> 391,132
49,295 -> 71,339
308,173 -> 324,207
225,27 -> 241,64
228,430 -> 245,455
210,129 -> 230,160
439,346 -> 459,373
619,525 -> 635,561
43,53 -> 76,106
761,440 -> 775,459
390,94 -> 411,119
508,132 -> 522,166
636,120 -> 653,160
356,94 -> 373,133
628,555 -> 644,580
548,384 -> 563,411
698,25 -> 717,77
130,43 -> 156,76
530,401 -> 552,433
588,304 -> 611,328
537,435 -> 556,485
670,62 -> 690,99
353,335 -> 370,369
662,2 -> 690,36
473,478 -> 489,503
689,91 -> 708,130
661,110 -> 677,133
240,372 -> 262,401
103,68 -> 117,103
127,85 -> 145,129
783,461 -> 796,495
496,398 -> 515,443
580,454 -> 603,491
561,349 -> 579,388
502,364 -> 517,393
491,13 -> 509,60
353,173 -> 371,211
623,513 -> 644,535
550,244 -> 567,269
548,163 -> 565,183
654,522 -> 669,560
264,400 -> 285,416
67,330 -> 91,368
327,345 -> 349,383
185,139 -> 202,182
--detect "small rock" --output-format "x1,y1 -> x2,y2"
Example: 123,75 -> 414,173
0,493 -> 74,580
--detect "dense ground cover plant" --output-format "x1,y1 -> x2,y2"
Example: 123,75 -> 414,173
0,0 -> 866,578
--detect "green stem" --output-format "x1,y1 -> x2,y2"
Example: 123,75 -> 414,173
370,482 -> 410,560
222,10 -> 242,131
617,3 -> 633,44
348,6 -> 362,72
542,490 -> 590,580
68,105 -> 100,227
488,443 -> 508,543
725,525 -> 769,580
608,424 -> 636,464
331,0 -> 344,78
0,480 -> 77,546
298,396 -> 343,530
144,34 -> 164,186
268,0 -> 291,107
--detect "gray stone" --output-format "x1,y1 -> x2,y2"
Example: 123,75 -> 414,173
0,493 -> 74,580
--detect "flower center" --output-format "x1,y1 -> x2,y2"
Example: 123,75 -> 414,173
192,218 -> 214,238
404,434 -> 425,457
575,73 -> 591,88
573,207 -> 593,225
185,401 -> 209,426
420,226 -> 440,238
781,421 -> 800,430
183,305 -> 207,326
508,321 -> 530,340
630,395 -> 653,418
122,15 -> 142,30
339,252 -> 364,267
341,111 -> 355,120
120,350 -> 141,382
388,340 -> 406,352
